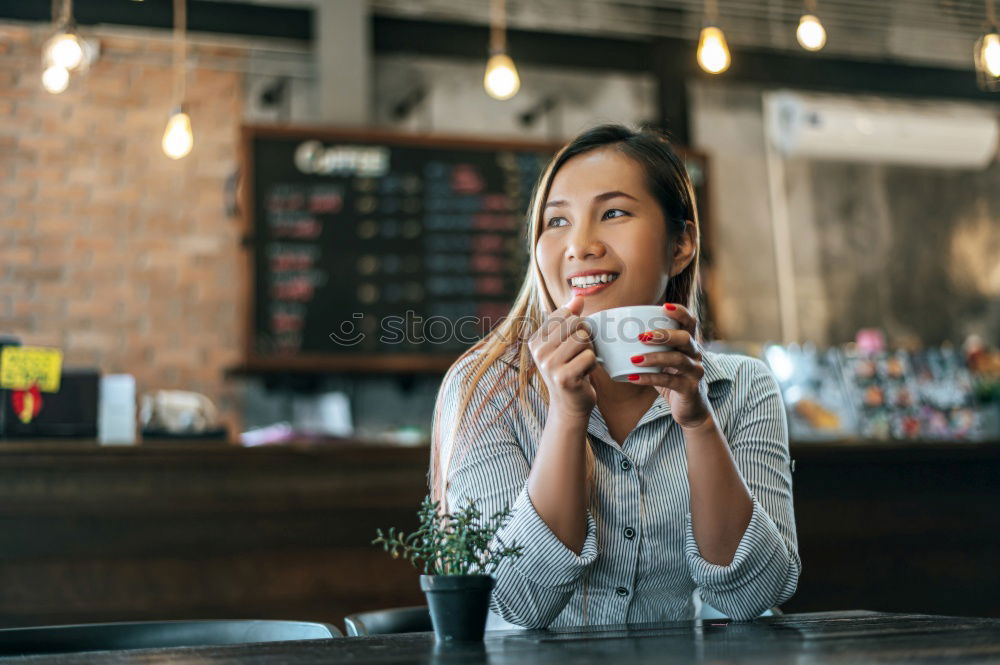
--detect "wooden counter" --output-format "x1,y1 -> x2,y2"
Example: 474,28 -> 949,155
0,439 -> 995,628
0,442 -> 430,629
785,439 -> 1000,619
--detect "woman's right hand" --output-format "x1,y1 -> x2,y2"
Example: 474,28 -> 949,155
528,295 -> 598,420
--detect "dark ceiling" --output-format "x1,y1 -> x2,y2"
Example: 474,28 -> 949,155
0,0 -> 312,40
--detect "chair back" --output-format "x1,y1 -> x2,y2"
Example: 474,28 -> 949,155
0,620 -> 340,655
344,606 -> 431,636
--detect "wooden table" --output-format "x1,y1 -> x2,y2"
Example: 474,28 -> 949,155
0,611 -> 997,664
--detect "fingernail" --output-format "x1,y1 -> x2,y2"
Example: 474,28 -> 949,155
638,332 -> 653,342
630,355 -> 644,364
664,303 -> 677,311
627,374 -> 640,381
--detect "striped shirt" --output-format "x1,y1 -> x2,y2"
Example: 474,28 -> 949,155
433,347 -> 800,629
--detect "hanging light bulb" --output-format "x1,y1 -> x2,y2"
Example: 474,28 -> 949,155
975,0 -> 1000,91
982,30 -> 1000,77
697,0 -> 730,75
484,52 -> 520,100
976,28 -> 1000,80
41,64 -> 70,94
796,14 -> 827,51
162,108 -> 194,159
697,26 -> 731,74
43,31 -> 84,70
483,0 -> 520,100
162,0 -> 194,158
796,0 -> 827,52
43,2 -> 89,73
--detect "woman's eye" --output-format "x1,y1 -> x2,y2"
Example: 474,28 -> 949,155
546,217 -> 568,228
603,208 -> 629,220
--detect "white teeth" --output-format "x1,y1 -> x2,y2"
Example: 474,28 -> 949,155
570,273 -> 619,288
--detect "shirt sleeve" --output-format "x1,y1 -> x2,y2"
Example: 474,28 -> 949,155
684,357 -> 801,620
434,355 -> 599,629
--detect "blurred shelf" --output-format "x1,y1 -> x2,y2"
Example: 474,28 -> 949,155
227,353 -> 458,376
0,439 -> 430,463
0,438 -> 996,464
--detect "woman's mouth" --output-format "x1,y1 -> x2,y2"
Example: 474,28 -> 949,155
567,272 -> 620,296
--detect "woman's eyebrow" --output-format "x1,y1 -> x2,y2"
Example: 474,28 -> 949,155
544,190 -> 639,209
594,190 -> 639,204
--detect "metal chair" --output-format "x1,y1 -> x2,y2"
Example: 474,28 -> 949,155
0,620 -> 340,656
344,606 -> 432,636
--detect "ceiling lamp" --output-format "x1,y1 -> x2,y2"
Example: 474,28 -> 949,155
41,0 -> 94,94
162,0 -> 194,159
975,0 -> 1000,91
796,0 -> 827,52
44,31 -> 84,71
483,0 -> 520,100
697,0 -> 731,75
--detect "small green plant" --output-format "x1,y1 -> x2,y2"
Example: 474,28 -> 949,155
373,496 -> 523,575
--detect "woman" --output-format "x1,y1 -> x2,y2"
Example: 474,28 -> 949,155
430,124 -> 799,629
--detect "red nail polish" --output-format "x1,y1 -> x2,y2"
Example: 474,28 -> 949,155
627,374 -> 640,381
630,355 -> 644,363
664,303 -> 677,311
638,332 -> 653,342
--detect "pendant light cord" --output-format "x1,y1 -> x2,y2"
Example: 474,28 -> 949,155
705,0 -> 718,24
52,0 -> 72,27
172,0 -> 187,108
489,0 -> 506,54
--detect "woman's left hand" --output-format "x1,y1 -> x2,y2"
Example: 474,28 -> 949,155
629,303 -> 711,429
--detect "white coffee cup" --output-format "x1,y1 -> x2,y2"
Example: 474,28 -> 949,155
584,305 -> 679,382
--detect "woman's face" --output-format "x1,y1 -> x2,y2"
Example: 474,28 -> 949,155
535,146 -> 687,316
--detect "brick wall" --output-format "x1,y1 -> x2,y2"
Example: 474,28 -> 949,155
0,24 -> 247,434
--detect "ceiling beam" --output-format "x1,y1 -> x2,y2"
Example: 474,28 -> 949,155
375,16 -> 996,104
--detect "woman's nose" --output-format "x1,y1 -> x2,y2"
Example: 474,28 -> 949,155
566,226 -> 606,260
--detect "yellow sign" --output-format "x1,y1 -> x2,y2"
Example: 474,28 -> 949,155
0,347 -> 63,393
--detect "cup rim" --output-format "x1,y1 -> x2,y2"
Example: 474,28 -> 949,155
584,304 -> 672,320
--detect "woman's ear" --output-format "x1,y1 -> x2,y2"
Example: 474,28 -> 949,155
669,220 -> 697,277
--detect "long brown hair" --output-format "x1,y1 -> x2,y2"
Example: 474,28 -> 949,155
429,123 -> 701,508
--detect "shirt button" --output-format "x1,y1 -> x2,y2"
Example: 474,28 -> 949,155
623,527 -> 636,540
615,586 -> 629,597
620,459 -> 632,471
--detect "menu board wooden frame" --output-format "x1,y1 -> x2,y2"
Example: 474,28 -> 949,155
235,125 -> 712,375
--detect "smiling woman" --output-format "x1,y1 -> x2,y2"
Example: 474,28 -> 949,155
429,125 -> 799,629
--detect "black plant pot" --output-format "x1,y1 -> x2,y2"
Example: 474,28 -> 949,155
420,574 -> 495,642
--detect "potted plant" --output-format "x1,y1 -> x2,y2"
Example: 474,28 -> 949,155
373,496 -> 523,642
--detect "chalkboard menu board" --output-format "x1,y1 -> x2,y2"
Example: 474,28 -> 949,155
241,127 -> 558,372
